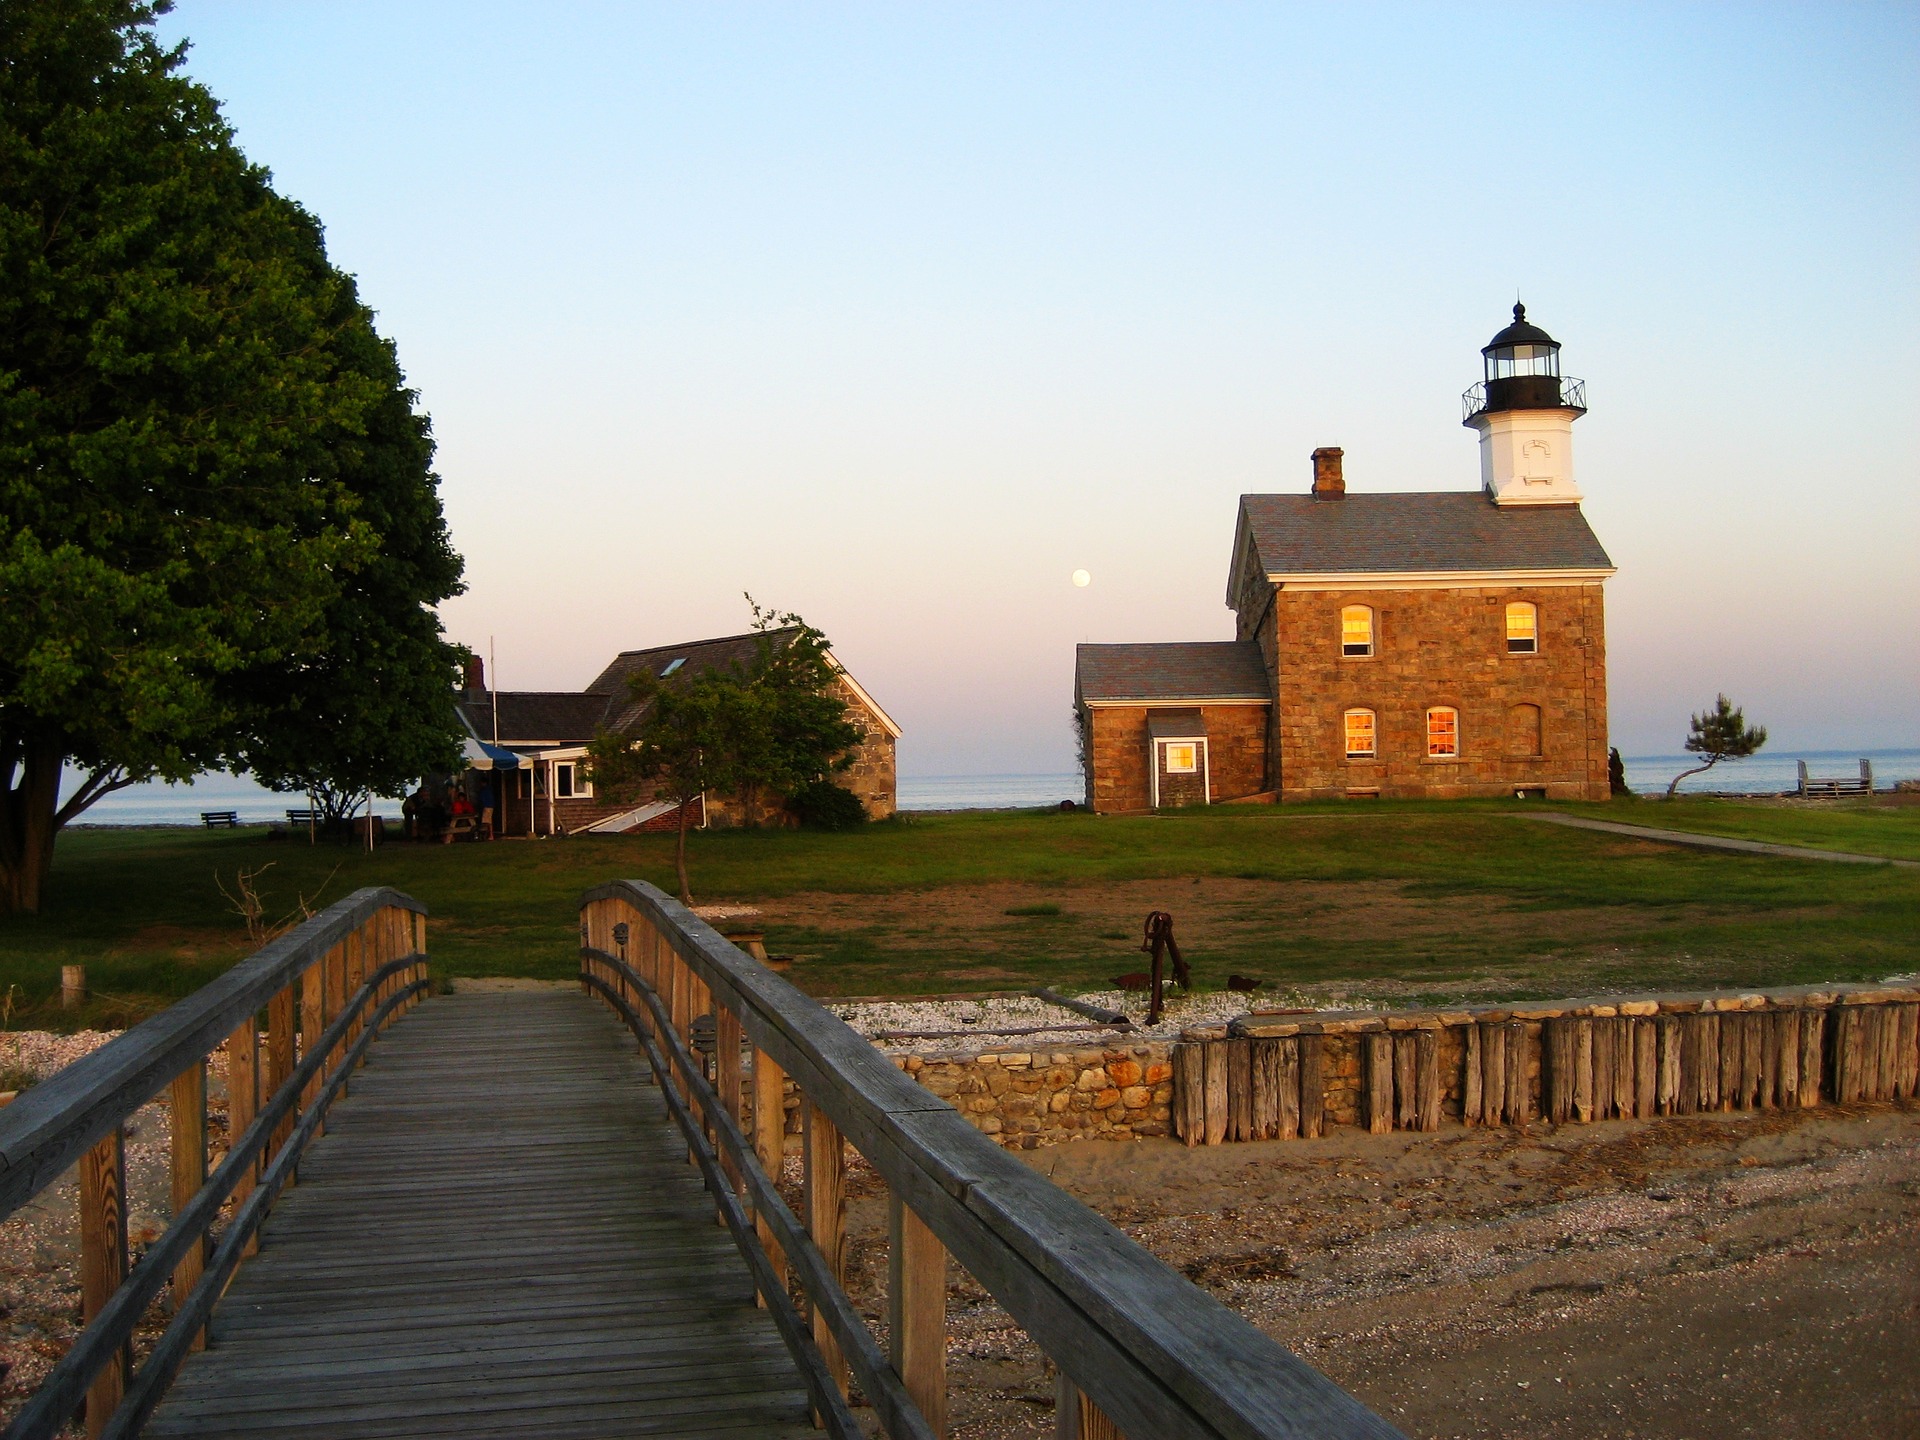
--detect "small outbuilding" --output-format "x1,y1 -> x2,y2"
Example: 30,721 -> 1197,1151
1074,642 -> 1272,813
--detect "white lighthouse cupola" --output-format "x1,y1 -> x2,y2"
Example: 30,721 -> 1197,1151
1463,303 -> 1587,506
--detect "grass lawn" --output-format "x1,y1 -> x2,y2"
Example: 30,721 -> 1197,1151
1,796 -> 1914,1029
1611,796 -> 1920,862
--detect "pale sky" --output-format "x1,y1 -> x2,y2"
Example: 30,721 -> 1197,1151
157,2 -> 1918,775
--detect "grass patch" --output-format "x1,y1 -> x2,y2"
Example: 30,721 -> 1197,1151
2,795 -> 1914,1025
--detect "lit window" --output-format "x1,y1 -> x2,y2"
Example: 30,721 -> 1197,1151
1426,707 -> 1459,759
1341,605 -> 1374,657
1506,602 -> 1538,654
1164,742 -> 1198,774
1344,709 -> 1376,759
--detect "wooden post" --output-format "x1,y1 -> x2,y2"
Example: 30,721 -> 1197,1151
1546,1020 -> 1574,1123
805,1101 -> 849,1402
267,983 -> 296,1158
716,1007 -> 745,1193
889,1194 -> 949,1437
1225,1038 -> 1252,1143
1249,1038 -> 1278,1141
1480,1022 -> 1506,1124
167,1065 -> 207,1350
1277,1039 -> 1300,1141
1462,1023 -> 1482,1125
228,1017 -> 259,1255
1613,1018 -> 1635,1119
1173,1043 -> 1205,1146
1201,1041 -> 1228,1146
1392,1034 -> 1417,1130
62,964 -> 87,1010
1716,1013 -> 1742,1111
1298,1035 -> 1324,1139
1589,1018 -> 1612,1121
1054,1375 -> 1126,1440
300,953 -> 327,1116
1657,1016 -> 1682,1114
751,1046 -> 788,1304
1414,1029 -> 1440,1132
1633,1018 -> 1657,1119
1799,1007 -> 1825,1107
1364,1033 -> 1393,1135
1504,1021 -> 1529,1124
80,1127 -> 128,1437
1895,1004 -> 1919,1100
325,940 -> 348,1082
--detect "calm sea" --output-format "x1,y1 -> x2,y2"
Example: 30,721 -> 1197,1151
60,749 -> 1920,825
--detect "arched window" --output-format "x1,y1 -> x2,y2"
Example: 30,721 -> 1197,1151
1341,605 -> 1374,657
1507,703 -> 1543,758
1506,601 -> 1538,654
1426,706 -> 1459,759
1344,708 -> 1376,759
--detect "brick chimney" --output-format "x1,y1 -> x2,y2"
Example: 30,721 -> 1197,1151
1311,447 -> 1345,498
462,654 -> 485,692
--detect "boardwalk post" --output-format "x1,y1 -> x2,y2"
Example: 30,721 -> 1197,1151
804,1099 -> 850,1402
80,1127 -> 128,1437
751,1045 -> 789,1304
268,983 -> 296,1159
227,1015 -> 260,1251
300,949 -> 328,1116
1054,1375 -> 1126,1440
167,1063 -> 207,1349
716,1007 -> 745,1198
889,1193 -> 949,1437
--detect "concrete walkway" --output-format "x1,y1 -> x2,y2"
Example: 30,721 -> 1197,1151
1524,811 -> 1920,868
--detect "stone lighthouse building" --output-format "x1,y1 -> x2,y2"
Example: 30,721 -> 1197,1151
1076,305 -> 1616,810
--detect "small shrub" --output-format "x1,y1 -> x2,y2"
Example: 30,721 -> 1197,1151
788,780 -> 868,832
0,1063 -> 37,1095
1004,903 -> 1062,918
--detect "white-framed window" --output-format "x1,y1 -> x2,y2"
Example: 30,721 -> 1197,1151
1426,706 -> 1459,759
1506,601 -> 1538,654
1341,605 -> 1374,657
1344,708 -> 1376,759
554,761 -> 592,799
1163,742 -> 1198,774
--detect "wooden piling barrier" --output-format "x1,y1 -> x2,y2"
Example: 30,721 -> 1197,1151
1364,1033 -> 1393,1135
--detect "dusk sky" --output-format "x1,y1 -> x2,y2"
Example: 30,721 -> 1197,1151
156,2 -> 1918,776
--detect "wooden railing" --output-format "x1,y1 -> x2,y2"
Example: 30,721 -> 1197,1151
0,887 -> 430,1440
580,880 -> 1403,1440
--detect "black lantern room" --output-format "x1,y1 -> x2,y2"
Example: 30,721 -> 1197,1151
1463,303 -> 1586,422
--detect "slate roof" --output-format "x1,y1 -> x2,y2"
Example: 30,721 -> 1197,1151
585,630 -> 799,733
454,693 -> 616,746
1075,642 -> 1271,705
1239,492 -> 1613,576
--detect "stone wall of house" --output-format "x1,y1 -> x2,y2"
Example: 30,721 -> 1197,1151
1267,582 -> 1609,801
1084,704 -> 1270,814
703,676 -> 897,826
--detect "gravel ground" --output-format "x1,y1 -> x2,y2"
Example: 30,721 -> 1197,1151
828,1100 -> 1920,1439
0,1033 -> 233,1423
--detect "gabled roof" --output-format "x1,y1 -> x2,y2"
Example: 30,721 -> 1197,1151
1075,642 -> 1271,705
454,692 -> 616,746
586,630 -> 792,733
1230,491 -> 1613,597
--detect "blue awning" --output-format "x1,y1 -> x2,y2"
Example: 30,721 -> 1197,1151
461,737 -> 524,770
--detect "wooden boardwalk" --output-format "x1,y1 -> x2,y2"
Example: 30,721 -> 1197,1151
145,988 -> 816,1439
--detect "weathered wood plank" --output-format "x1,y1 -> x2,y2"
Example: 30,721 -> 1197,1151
167,1063 -> 206,1351
1392,1034 -> 1417,1131
1174,1043 -> 1204,1146
1298,1034 -> 1325,1139
1226,1037 -> 1253,1143
1277,1038 -> 1300,1142
805,1099 -> 850,1401
1413,1030 -> 1440,1133
80,1127 -> 127,1439
889,1193 -> 949,1438
1365,1033 -> 1393,1135
1462,1023 -> 1482,1126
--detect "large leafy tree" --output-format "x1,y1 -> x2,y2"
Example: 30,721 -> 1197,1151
0,0 -> 464,910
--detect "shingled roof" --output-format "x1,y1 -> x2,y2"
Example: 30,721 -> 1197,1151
1075,642 -> 1271,705
453,692 -> 617,746
1237,492 -> 1614,578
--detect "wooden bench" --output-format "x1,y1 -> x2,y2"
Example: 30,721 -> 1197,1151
1798,759 -> 1873,798
198,811 -> 239,829
285,808 -> 320,826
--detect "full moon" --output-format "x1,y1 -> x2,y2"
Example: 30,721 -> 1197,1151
1072,569 -> 1091,588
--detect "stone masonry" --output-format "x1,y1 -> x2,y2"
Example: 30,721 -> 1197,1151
1238,582 -> 1609,801
1084,704 -> 1268,813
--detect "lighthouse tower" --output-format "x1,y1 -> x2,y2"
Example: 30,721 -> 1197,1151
1463,303 -> 1587,506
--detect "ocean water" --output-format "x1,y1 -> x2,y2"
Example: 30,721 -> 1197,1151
57,749 -> 1920,825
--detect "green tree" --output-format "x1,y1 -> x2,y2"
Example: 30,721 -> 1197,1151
587,667 -> 744,906
0,0 -> 461,910
1665,695 -> 1768,798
